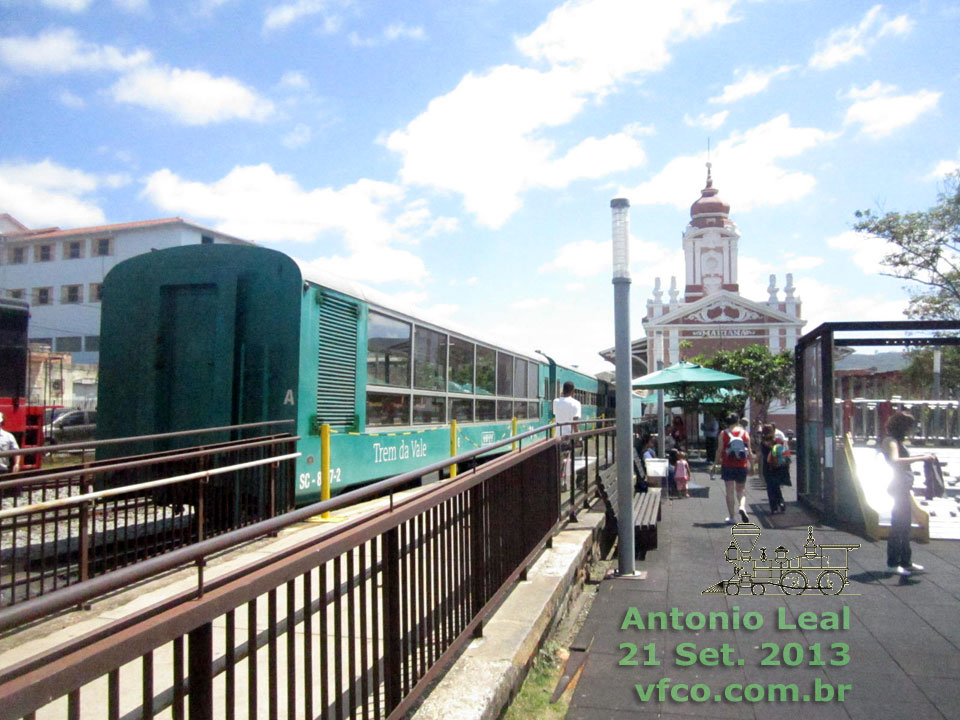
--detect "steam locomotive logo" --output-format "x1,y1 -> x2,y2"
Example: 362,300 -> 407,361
703,524 -> 860,596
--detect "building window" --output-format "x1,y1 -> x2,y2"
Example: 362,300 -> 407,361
35,244 -> 53,262
61,285 -> 83,304
94,238 -> 113,257
8,289 -> 24,300
65,240 -> 84,259
89,283 -> 103,302
201,235 -> 214,244
33,287 -> 52,305
9,247 -> 25,264
84,335 -> 100,352
30,337 -> 53,349
54,336 -> 83,352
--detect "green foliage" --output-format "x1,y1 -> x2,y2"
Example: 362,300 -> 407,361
900,346 -> 960,399
854,170 -> 960,320
690,344 -> 794,422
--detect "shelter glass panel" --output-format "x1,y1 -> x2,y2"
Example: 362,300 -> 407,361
367,312 -> 410,388
802,339 -> 824,504
477,399 -> 495,421
449,336 -> 474,393
449,398 -> 473,423
476,346 -> 495,396
497,352 -> 513,396
414,326 -> 446,390
366,391 -> 410,426
413,395 -> 445,424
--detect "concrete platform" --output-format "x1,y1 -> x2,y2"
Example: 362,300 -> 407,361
566,466 -> 960,720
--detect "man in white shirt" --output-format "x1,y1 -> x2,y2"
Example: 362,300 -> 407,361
552,381 -> 582,436
0,412 -> 21,474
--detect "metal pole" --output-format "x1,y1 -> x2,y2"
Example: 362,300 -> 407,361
611,198 -> 635,574
933,347 -> 942,400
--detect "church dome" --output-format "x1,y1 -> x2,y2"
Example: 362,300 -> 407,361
690,163 -> 730,228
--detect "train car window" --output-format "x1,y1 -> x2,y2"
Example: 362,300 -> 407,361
496,400 -> 513,421
449,398 -> 473,423
367,312 -> 411,388
528,401 -> 539,419
366,391 -> 410,426
476,347 -> 495,395
513,358 -> 527,399
496,352 -> 513,396
413,326 -> 447,391
477,399 -> 495,421
448,336 -> 474,393
413,395 -> 445,424
528,364 -> 539,399
514,401 -> 528,419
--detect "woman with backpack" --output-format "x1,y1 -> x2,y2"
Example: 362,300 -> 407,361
716,413 -> 752,524
761,423 -> 789,514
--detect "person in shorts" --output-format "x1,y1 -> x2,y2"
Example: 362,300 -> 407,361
716,413 -> 751,524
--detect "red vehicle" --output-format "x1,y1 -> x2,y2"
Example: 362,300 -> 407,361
0,297 -> 50,470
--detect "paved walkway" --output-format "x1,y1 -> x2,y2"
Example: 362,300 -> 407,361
566,464 -> 960,720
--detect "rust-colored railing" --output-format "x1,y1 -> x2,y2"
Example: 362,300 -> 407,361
0,427 -> 298,607
0,422 -> 615,720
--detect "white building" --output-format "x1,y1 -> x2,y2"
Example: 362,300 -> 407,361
0,214 -> 251,364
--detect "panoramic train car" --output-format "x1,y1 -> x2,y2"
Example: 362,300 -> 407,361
97,244 -> 602,502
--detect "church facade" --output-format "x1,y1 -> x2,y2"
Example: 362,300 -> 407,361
641,165 -> 805,371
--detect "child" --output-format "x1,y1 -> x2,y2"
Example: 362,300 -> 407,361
675,450 -> 691,498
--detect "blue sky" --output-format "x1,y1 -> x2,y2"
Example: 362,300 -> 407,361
1,0 -> 958,374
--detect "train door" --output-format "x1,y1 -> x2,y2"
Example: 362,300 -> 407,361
155,282 -> 236,436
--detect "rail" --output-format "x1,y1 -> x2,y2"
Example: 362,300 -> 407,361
835,397 -> 960,446
0,420 -> 617,720
0,431 -> 298,607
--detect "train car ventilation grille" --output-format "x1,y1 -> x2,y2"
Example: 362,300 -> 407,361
317,294 -> 358,427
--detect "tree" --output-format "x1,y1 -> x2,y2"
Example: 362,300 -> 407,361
899,346 -> 960,399
854,170 -> 960,319
690,344 -> 794,424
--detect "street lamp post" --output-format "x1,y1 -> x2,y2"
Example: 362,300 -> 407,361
611,198 -> 635,575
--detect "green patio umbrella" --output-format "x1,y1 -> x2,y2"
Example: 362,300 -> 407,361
632,361 -> 744,391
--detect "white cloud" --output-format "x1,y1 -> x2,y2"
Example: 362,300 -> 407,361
624,114 -> 837,211
113,0 -> 149,12
826,229 -> 889,275
58,89 -> 86,108
387,0 -> 737,228
0,159 -> 109,227
780,254 -> 824,271
809,5 -> 913,70
39,0 -> 92,11
141,164 -> 450,285
264,0 -> 343,33
798,277 -> 909,326
279,70 -> 310,89
510,297 -> 551,311
539,234 -> 684,283
709,65 -> 795,104
842,82 -> 941,138
349,23 -> 426,47
111,66 -> 275,125
683,110 -> 728,130
282,123 -> 312,148
927,153 -> 960,180
0,28 -> 152,75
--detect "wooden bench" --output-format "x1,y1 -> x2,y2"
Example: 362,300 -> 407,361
599,453 -> 661,560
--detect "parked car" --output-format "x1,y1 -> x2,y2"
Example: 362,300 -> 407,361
43,409 -> 97,444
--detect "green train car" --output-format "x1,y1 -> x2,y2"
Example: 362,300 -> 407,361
97,244 -> 603,503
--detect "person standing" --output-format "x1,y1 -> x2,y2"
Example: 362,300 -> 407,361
675,450 -> 691,498
0,412 -> 21,474
716,413 -> 751,524
701,414 -> 719,467
880,412 -> 934,577
760,424 -> 788,514
553,381 -> 581,476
